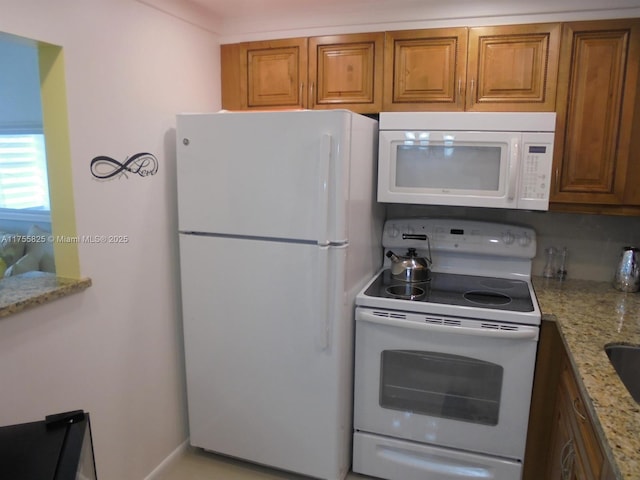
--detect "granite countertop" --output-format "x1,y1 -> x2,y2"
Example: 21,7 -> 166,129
0,271 -> 92,318
533,277 -> 640,480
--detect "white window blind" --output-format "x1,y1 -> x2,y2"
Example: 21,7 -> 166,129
0,133 -> 50,211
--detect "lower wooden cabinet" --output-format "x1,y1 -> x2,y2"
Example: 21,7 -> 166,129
523,320 -> 615,480
546,391 -> 581,480
546,359 -> 606,479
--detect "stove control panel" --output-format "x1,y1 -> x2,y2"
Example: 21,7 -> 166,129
382,218 -> 537,259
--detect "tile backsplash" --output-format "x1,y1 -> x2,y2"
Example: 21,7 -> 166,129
386,205 -> 640,282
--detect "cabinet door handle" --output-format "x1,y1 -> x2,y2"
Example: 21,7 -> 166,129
300,82 -> 304,107
572,397 -> 587,422
310,82 -> 315,108
470,78 -> 475,105
458,78 -> 462,106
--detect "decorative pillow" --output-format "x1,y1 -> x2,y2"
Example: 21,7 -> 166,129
4,225 -> 55,276
0,231 -> 26,268
5,250 -> 40,275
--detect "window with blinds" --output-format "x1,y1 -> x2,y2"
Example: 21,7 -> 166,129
0,133 -> 50,211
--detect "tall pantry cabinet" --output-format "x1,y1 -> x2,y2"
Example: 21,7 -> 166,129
551,19 -> 640,213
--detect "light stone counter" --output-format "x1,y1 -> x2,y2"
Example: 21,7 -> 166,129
533,277 -> 640,480
0,271 -> 91,318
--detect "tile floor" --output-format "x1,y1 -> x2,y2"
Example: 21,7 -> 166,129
154,447 -> 376,480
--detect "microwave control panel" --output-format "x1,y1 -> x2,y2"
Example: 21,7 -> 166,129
519,133 -> 555,207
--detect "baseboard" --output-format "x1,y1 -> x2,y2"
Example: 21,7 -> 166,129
144,439 -> 190,480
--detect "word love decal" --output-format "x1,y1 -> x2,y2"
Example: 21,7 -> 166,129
90,152 -> 158,180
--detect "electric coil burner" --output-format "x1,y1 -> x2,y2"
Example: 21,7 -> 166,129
352,218 -> 541,480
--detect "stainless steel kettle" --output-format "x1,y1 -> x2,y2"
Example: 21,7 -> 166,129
613,246 -> 640,292
386,247 -> 432,283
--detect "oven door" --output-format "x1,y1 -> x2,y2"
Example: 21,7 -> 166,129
353,307 -> 538,461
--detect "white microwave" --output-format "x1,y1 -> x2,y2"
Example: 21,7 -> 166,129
377,112 -> 556,210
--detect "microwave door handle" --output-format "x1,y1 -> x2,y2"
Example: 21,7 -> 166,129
507,137 -> 519,202
357,310 -> 538,340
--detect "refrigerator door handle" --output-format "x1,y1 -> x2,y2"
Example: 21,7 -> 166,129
317,134 -> 332,246
315,245 -> 332,351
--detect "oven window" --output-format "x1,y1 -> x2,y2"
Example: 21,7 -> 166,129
394,144 -> 501,191
380,350 -> 503,426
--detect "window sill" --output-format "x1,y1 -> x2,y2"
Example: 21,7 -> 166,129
0,271 -> 91,318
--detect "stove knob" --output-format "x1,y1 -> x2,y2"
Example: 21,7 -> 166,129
502,231 -> 515,245
388,225 -> 400,238
519,233 -> 532,247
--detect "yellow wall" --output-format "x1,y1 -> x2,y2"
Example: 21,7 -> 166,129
38,43 -> 80,279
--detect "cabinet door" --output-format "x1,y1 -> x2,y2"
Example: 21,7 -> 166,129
551,20 -> 640,207
466,23 -> 560,111
546,391 -> 574,480
560,360 -> 604,480
221,38 -> 308,110
523,320 -> 563,480
308,33 -> 383,113
383,28 -> 468,111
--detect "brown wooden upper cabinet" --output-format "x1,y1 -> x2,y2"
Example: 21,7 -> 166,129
221,33 -> 384,113
551,19 -> 640,213
382,28 -> 468,111
383,23 -> 561,111
308,33 -> 384,112
221,38 -> 308,110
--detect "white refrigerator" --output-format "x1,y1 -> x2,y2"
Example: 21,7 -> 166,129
176,110 -> 384,480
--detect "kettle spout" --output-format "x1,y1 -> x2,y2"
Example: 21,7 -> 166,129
386,250 -> 400,263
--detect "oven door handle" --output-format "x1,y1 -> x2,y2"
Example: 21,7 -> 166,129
356,310 -> 538,339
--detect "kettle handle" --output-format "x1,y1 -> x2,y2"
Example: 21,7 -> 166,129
400,234 -> 432,265
403,234 -> 427,241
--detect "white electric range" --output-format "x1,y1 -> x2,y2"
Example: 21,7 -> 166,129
353,217 -> 541,480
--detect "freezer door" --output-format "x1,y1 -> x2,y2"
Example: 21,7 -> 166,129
179,233 -> 352,479
176,110 -> 358,244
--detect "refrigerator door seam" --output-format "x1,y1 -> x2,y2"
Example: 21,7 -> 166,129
179,231 -> 318,245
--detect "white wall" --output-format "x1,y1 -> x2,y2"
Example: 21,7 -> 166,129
0,1 -> 220,479
214,0 -> 640,43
